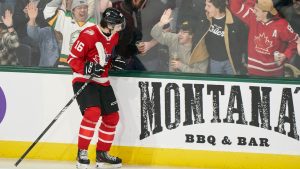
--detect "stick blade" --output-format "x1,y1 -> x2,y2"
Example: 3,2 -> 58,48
95,42 -> 106,67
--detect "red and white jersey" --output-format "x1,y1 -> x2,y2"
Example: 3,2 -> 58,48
229,0 -> 298,76
67,25 -> 119,86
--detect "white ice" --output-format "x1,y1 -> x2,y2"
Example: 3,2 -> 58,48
0,158 -> 198,169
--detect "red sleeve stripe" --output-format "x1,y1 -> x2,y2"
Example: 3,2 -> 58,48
242,8 -> 253,18
67,52 -> 79,64
67,58 -> 74,64
70,52 -> 78,58
237,4 -> 245,14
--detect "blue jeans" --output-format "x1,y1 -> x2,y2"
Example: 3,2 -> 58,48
209,59 -> 234,75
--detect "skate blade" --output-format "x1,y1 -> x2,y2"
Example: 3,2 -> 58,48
96,162 -> 122,169
76,162 -> 89,169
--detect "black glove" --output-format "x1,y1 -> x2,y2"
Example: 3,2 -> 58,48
111,56 -> 126,70
84,61 -> 105,78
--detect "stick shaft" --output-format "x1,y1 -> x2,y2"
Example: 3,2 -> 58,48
14,76 -> 93,167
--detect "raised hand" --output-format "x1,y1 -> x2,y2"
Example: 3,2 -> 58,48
27,2 -> 38,21
2,10 -> 13,28
159,8 -> 173,26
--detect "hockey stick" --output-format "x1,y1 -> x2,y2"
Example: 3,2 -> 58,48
96,42 -> 106,67
15,41 -> 107,167
14,75 -> 94,167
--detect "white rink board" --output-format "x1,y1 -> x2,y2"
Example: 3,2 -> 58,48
0,72 -> 300,156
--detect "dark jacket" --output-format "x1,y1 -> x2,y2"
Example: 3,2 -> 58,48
113,1 -> 142,59
190,9 -> 247,74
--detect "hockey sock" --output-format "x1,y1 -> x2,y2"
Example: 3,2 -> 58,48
78,106 -> 101,150
96,112 -> 119,151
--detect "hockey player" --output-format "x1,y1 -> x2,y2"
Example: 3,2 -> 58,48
67,7 -> 126,169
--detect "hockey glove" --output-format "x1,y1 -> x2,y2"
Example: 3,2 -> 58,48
84,61 -> 105,78
111,56 -> 126,70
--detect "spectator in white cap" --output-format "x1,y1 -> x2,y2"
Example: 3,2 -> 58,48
71,0 -> 89,21
229,0 -> 299,77
43,0 -> 95,67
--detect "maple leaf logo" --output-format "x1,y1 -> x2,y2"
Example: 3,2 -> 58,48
254,33 -> 273,54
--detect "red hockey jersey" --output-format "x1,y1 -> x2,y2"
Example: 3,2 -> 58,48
67,25 -> 119,86
229,0 -> 298,76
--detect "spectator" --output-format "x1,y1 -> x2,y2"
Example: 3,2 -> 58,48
43,0 -> 95,67
27,1 -> 59,67
229,0 -> 299,77
13,0 -> 49,66
113,0 -> 148,70
151,9 -> 208,73
205,0 -> 247,75
139,0 -> 176,71
177,0 -> 209,44
0,6 -> 19,65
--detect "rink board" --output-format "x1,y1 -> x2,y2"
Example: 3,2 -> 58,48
0,71 -> 300,169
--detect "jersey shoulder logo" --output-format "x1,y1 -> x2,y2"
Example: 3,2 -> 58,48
84,29 -> 95,36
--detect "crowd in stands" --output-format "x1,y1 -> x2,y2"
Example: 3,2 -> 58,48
0,0 -> 300,78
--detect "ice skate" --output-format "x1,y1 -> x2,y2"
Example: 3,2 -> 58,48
96,151 -> 122,169
76,149 -> 90,169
